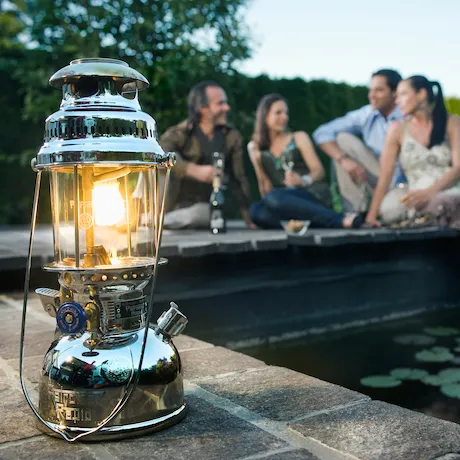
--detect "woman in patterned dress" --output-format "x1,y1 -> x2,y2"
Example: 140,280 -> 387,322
366,76 -> 460,228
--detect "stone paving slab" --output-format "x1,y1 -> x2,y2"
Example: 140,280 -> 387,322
181,346 -> 267,380
0,379 -> 41,443
105,396 -> 289,460
178,240 -> 219,257
288,226 -> 459,246
289,400 -> 460,460
249,450 -> 320,460
7,355 -> 43,387
0,438 -> 96,460
172,334 -> 215,352
0,329 -> 52,360
193,366 -> 370,421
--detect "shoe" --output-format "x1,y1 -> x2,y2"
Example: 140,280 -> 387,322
343,212 -> 364,229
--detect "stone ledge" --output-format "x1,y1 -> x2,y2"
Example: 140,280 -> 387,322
192,366 -> 370,421
1,294 -> 460,459
2,224 -> 459,271
288,227 -> 460,247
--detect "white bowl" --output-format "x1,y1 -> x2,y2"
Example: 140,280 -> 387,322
280,220 -> 311,236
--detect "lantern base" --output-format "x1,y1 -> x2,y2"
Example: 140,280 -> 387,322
37,404 -> 187,441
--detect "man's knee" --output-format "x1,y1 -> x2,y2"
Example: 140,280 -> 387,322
163,203 -> 209,229
336,132 -> 362,153
187,203 -> 209,227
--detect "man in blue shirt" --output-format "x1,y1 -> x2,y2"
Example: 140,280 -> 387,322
313,69 -> 404,212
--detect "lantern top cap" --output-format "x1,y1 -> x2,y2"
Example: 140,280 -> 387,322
49,58 -> 149,90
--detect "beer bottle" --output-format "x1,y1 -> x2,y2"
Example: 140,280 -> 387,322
209,173 -> 226,234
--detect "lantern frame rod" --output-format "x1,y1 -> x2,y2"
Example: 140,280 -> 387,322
151,169 -> 157,257
143,170 -> 149,230
73,166 -> 80,267
124,175 -> 132,257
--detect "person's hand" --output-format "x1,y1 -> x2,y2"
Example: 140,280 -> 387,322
365,213 -> 381,227
284,170 -> 305,187
241,209 -> 257,229
339,157 -> 366,184
187,163 -> 219,183
401,188 -> 435,210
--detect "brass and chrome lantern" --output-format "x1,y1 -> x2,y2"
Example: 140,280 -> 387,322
20,58 -> 188,442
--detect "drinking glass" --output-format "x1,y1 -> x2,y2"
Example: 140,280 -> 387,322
281,149 -> 295,172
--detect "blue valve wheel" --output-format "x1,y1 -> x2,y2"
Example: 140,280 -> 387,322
56,302 -> 87,334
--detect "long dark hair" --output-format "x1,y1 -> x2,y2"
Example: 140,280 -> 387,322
407,75 -> 448,147
252,93 -> 287,151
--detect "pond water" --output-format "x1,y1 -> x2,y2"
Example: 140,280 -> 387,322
241,306 -> 460,424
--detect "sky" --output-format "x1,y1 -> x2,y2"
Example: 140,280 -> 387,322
237,0 -> 460,97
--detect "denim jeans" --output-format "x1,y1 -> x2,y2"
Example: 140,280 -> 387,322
249,188 -> 344,229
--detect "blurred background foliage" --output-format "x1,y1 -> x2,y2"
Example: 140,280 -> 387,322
1,0 -> 458,224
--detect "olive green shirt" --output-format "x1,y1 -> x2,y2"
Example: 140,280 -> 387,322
160,120 -> 252,209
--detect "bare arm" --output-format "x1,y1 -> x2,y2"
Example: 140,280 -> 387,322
366,121 -> 402,223
247,141 -> 272,198
294,131 -> 325,182
429,115 -> 460,193
319,141 -> 346,162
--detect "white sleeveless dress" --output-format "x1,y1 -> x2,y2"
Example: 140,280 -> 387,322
380,130 -> 460,225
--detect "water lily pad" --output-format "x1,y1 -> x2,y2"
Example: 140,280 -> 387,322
424,327 -> 459,337
422,369 -> 460,386
423,375 -> 446,386
389,368 -> 429,380
438,368 -> 460,380
360,375 -> 402,388
415,347 -> 454,362
393,334 -> 436,346
441,383 -> 460,399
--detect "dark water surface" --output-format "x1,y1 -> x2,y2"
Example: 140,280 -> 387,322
241,306 -> 460,424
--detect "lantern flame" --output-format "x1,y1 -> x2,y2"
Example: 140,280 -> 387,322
92,182 -> 125,226
110,247 -> 120,265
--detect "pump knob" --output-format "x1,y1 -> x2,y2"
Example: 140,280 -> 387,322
156,302 -> 188,338
56,302 -> 87,334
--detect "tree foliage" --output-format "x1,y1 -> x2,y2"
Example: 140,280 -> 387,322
446,97 -> 460,116
23,0 -> 251,68
0,1 -> 25,50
